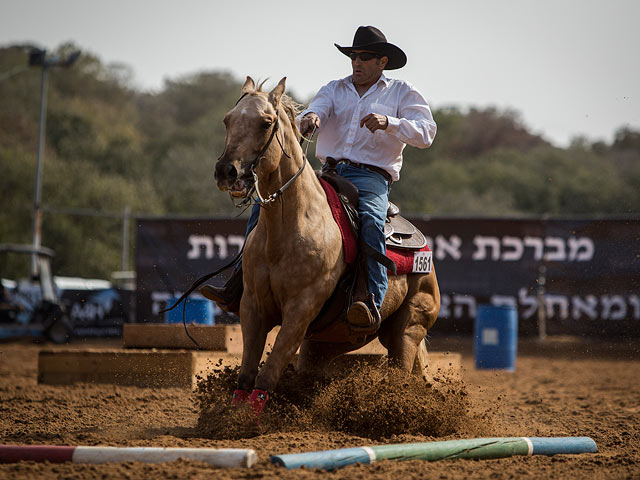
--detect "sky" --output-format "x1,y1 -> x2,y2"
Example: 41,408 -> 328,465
1,0 -> 638,147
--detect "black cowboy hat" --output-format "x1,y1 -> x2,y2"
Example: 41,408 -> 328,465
335,25 -> 407,70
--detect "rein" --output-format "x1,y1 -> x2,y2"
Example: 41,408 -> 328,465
233,94 -> 308,208
158,247 -> 244,349
161,98 -> 314,348
250,117 -> 307,206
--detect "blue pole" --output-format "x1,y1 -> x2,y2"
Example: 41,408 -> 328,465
271,437 -> 597,470
529,437 -> 597,455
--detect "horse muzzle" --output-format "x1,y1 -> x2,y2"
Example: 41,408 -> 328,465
215,160 -> 252,197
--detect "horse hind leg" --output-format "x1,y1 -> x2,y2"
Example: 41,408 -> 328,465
378,310 -> 428,373
378,273 -> 439,379
412,337 -> 434,383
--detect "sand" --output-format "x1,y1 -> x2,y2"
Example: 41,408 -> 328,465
1,336 -> 638,479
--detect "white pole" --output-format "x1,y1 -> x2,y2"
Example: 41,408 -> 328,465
31,63 -> 49,277
121,205 -> 130,271
71,447 -> 258,467
0,445 -> 258,468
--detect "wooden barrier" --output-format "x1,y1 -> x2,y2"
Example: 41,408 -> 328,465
122,323 -> 230,350
39,324 -> 460,388
38,349 -> 202,388
38,348 -> 460,388
122,324 -> 277,354
121,323 -> 449,355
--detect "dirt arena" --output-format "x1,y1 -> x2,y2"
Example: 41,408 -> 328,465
1,335 -> 638,479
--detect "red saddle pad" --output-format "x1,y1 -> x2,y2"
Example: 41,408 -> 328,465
319,178 -> 431,276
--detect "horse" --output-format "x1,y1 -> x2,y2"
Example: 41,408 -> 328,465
212,76 -> 440,414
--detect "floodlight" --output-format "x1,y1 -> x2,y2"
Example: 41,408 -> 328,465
28,48 -> 46,66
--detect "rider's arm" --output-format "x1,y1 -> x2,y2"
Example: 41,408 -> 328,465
385,84 -> 437,149
298,82 -> 335,128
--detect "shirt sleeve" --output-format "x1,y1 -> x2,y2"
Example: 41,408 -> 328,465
385,84 -> 437,149
298,82 -> 335,126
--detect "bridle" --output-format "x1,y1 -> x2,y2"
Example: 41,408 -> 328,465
228,93 -> 308,208
161,93 -> 314,349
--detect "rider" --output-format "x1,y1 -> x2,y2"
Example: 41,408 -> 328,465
202,25 -> 437,328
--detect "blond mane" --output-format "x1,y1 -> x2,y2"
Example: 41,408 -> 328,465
255,80 -> 303,140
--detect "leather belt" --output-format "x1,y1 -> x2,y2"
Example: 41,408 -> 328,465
329,157 -> 393,184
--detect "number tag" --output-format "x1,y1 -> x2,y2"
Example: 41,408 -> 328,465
412,251 -> 433,273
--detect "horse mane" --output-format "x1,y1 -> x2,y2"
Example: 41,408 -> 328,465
256,79 -> 303,141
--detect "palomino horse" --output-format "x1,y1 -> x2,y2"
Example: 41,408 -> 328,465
213,76 -> 440,413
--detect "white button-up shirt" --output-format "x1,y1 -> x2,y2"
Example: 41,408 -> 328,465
300,74 -> 436,181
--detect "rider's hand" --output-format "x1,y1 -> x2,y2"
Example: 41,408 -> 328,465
300,113 -> 320,136
360,113 -> 388,133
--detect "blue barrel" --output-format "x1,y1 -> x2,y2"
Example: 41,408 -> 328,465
165,297 -> 214,325
474,305 -> 517,370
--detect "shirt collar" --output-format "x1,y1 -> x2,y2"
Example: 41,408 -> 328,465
342,73 -> 390,88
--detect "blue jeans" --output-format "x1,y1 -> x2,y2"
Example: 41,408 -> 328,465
245,164 -> 390,310
335,163 -> 390,310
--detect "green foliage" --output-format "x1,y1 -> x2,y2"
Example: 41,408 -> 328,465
0,146 -> 34,243
0,43 -> 638,280
396,120 -> 640,216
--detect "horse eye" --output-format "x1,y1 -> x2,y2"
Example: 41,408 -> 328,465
262,119 -> 273,129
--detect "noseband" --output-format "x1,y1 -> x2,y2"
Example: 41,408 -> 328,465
230,93 -> 307,207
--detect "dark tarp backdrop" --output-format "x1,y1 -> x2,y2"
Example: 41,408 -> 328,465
135,217 -> 640,336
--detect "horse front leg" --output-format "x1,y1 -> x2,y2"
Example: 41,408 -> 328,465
234,298 -> 269,404
250,293 -> 323,412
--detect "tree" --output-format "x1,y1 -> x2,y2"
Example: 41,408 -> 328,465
1,42 -> 638,280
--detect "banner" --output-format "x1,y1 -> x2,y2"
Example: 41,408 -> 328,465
135,218 -> 245,324
61,288 -> 133,336
135,217 -> 640,336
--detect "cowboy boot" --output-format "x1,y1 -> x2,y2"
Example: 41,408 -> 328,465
200,266 -> 243,315
347,292 -> 382,331
346,253 -> 382,331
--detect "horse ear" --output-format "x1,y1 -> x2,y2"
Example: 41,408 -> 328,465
242,76 -> 255,94
268,77 -> 286,108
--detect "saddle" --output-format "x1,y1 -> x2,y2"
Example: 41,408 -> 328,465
309,166 -> 430,344
317,162 -> 427,254
384,202 -> 428,250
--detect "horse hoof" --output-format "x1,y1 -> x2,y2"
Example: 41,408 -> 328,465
231,389 -> 250,405
248,389 -> 270,415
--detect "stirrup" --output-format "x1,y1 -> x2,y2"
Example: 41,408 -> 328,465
347,294 -> 381,333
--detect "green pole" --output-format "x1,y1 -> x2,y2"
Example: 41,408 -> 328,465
271,437 -> 597,470
371,437 -> 530,462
